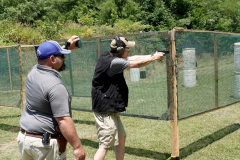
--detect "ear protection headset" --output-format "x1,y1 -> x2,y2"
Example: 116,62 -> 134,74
114,36 -> 126,56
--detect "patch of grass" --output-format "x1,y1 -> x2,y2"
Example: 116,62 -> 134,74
0,103 -> 239,160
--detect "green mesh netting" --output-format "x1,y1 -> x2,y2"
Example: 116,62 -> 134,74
21,46 -> 38,89
61,41 -> 97,97
175,31 -> 240,120
0,46 -> 22,107
5,30 -> 238,121
60,32 -> 170,119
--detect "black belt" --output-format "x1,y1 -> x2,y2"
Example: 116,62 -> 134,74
21,129 -> 58,139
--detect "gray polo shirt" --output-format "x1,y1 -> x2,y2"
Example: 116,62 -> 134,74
19,64 -> 71,135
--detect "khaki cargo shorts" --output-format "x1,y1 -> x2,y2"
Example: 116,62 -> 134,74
94,112 -> 126,149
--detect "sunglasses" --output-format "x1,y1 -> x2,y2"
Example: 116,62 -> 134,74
54,53 -> 65,59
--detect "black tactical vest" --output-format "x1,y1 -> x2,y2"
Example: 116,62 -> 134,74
91,50 -> 128,113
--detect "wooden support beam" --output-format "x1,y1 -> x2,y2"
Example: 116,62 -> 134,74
96,38 -> 101,59
68,54 -> 74,96
7,48 -> 13,91
0,90 -> 21,93
170,28 -> 180,158
18,46 -> 24,113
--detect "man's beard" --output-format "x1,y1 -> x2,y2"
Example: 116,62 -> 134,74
58,62 -> 66,72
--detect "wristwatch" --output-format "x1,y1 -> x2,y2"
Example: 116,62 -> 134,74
64,41 -> 71,50
151,54 -> 154,57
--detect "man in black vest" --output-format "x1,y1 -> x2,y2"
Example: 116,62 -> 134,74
91,36 -> 165,160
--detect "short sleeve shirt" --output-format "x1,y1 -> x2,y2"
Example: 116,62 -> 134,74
19,64 -> 71,135
106,57 -> 130,77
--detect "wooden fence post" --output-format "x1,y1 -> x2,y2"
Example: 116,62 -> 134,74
169,28 -> 180,160
7,48 -> 13,91
18,46 -> 24,113
96,38 -> 101,59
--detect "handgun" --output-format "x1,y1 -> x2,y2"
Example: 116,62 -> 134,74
158,50 -> 169,54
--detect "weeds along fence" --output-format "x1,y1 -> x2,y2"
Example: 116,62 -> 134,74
1,29 -> 240,121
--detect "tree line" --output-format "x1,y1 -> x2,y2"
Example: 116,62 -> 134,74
1,0 -> 240,45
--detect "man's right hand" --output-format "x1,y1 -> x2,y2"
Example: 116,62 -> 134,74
56,117 -> 86,160
154,51 -> 165,61
74,147 -> 86,160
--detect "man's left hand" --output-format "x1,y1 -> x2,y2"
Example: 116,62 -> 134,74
62,35 -> 80,50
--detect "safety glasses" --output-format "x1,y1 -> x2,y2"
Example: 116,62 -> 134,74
54,53 -> 65,59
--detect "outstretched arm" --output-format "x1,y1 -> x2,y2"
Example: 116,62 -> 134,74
127,55 -> 151,61
126,51 -> 165,69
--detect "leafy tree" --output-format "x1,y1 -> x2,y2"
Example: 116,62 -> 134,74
2,0 -> 240,46
69,0 -> 101,24
98,0 -> 118,25
114,0 -> 127,17
98,0 -> 141,26
122,0 -> 141,22
3,0 -> 79,23
140,0 -> 175,30
6,1 -> 45,22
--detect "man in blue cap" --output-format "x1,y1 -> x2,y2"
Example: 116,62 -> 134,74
17,36 -> 85,160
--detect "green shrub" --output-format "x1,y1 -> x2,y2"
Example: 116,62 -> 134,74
113,19 -> 151,34
77,11 -> 95,26
98,0 -> 118,25
35,20 -> 63,40
129,21 -> 151,33
113,19 -> 133,34
94,25 -> 117,36
0,20 -> 22,44
60,22 -> 83,38
80,26 -> 95,37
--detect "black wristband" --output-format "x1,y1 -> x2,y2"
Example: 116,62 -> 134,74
64,41 -> 70,50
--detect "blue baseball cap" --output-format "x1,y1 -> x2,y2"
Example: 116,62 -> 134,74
37,41 -> 71,60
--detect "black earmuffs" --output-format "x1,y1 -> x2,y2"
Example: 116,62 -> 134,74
114,36 -> 126,56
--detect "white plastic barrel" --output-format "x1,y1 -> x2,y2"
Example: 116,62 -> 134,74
183,69 -> 196,87
233,72 -> 240,98
130,68 -> 140,82
234,42 -> 240,72
182,48 -> 196,87
182,48 -> 196,69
